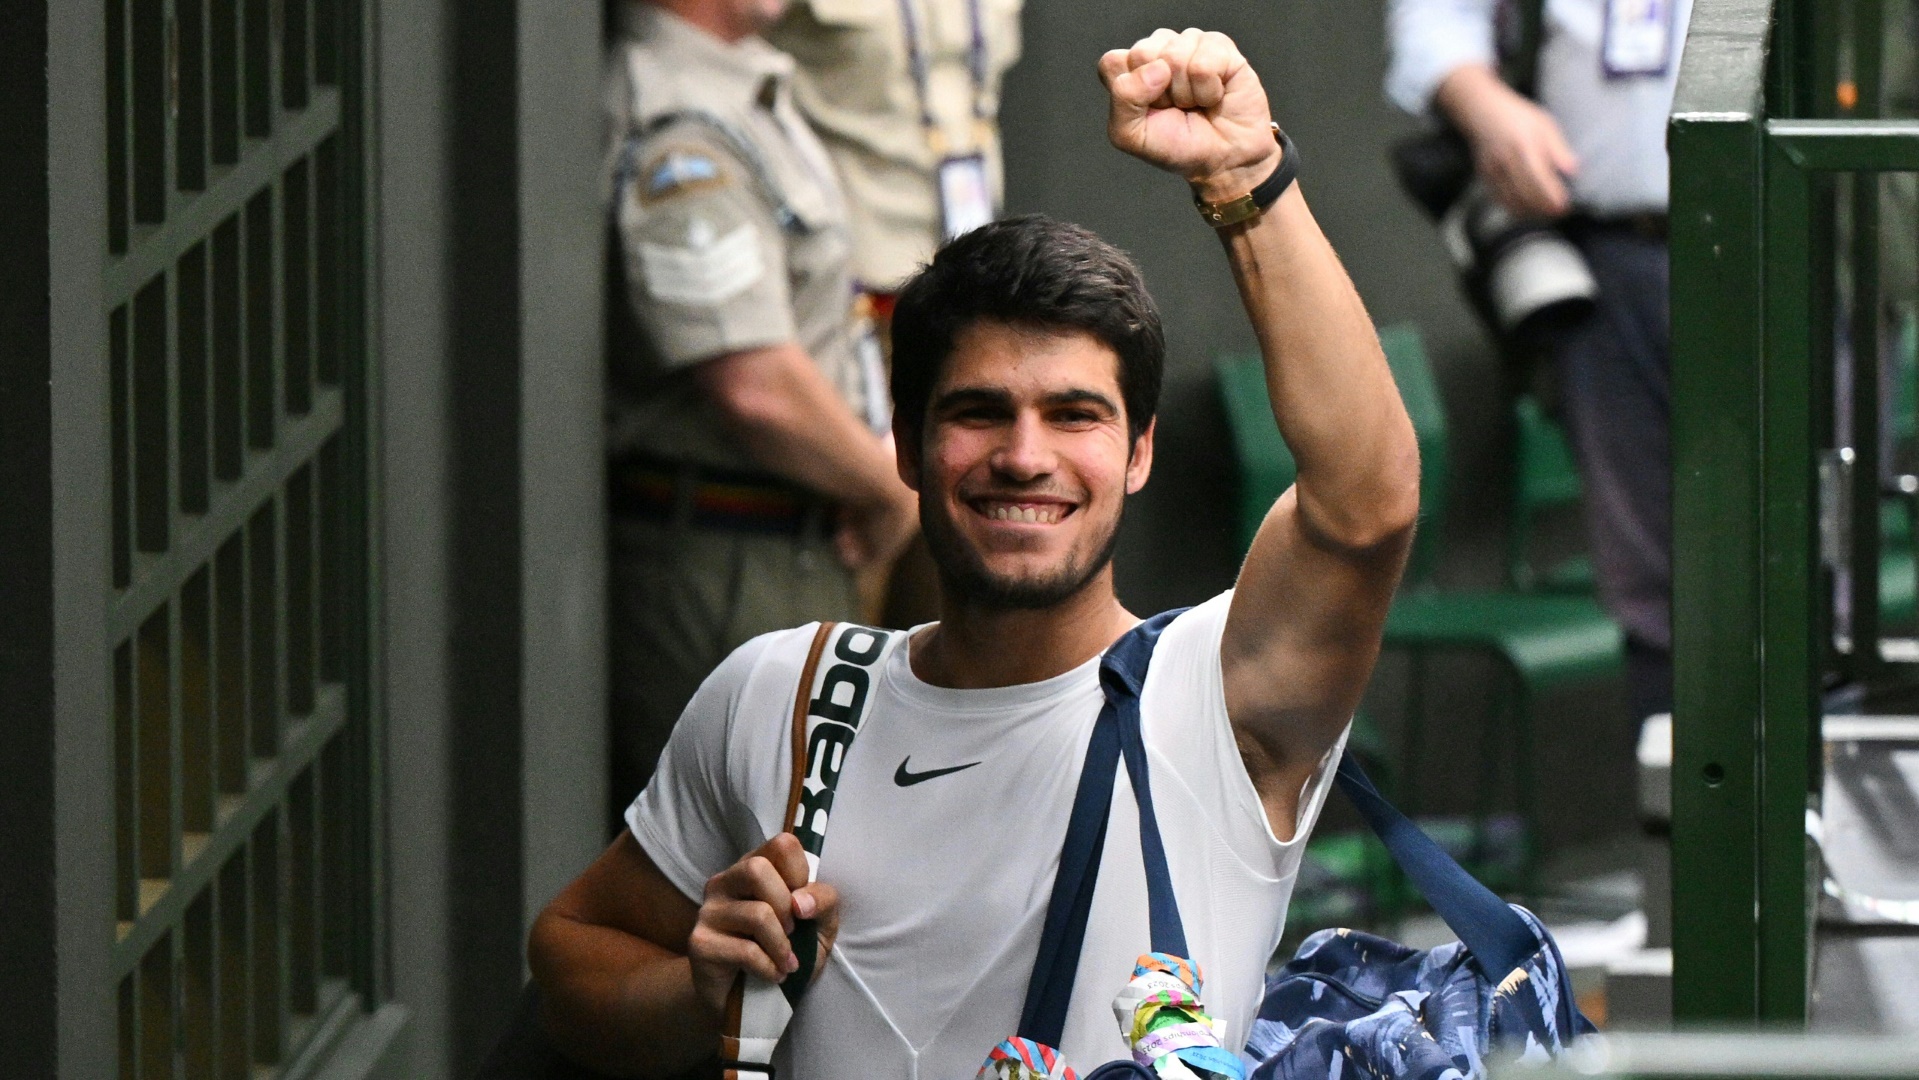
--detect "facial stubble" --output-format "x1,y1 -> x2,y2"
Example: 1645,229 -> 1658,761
921,492 -> 1125,611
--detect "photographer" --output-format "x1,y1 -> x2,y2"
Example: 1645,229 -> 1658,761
1387,0 -> 1692,722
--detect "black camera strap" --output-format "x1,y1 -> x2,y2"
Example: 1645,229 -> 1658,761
1499,0 -> 1549,98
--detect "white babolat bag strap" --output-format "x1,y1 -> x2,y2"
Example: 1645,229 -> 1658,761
721,621 -> 903,1080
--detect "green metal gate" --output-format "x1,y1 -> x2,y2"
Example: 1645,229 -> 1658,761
1672,0 -> 1919,1024
103,0 -> 379,1072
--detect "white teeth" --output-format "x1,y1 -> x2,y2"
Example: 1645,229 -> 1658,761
984,503 -> 1062,524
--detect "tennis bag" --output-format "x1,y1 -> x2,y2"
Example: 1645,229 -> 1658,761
1238,757 -> 1596,1080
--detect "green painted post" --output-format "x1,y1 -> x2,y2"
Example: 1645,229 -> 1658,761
1845,0 -> 1884,676
1760,139 -> 1819,1023
1669,0 -> 1773,1024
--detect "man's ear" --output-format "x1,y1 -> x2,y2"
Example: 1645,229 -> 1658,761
1125,418 -> 1155,494
893,421 -> 922,491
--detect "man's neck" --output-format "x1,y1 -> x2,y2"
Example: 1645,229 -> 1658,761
909,570 -> 1139,690
648,0 -> 756,43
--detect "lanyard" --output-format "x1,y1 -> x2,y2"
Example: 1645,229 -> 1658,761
895,0 -> 989,147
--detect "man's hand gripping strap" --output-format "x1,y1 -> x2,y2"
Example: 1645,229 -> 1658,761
720,621 -> 901,1080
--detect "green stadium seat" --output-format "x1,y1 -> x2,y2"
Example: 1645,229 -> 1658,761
1510,395 -> 1596,594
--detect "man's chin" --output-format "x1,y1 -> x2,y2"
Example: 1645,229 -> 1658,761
938,565 -> 1099,611
932,545 -> 1116,611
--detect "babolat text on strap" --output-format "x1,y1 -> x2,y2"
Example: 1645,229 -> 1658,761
720,621 -> 903,1080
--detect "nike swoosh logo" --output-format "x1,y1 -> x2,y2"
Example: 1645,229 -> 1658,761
893,756 -> 982,787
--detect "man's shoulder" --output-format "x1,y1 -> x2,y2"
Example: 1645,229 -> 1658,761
703,623 -> 832,710
1136,595 -> 1235,712
1152,593 -> 1235,659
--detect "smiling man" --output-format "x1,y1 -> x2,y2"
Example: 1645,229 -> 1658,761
531,27 -> 1419,1077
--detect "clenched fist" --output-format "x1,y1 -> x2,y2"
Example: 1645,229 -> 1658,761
1099,29 -> 1283,204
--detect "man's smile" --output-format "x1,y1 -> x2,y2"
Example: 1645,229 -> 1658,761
966,497 -> 1078,526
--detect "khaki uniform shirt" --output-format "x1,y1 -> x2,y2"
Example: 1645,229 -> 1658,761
765,0 -> 1024,290
606,3 -> 870,475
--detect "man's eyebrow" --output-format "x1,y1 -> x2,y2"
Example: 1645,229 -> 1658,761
931,386 -> 1121,413
932,386 -> 1016,411
1040,389 -> 1119,412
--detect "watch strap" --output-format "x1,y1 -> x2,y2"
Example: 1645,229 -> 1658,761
1193,125 -> 1299,228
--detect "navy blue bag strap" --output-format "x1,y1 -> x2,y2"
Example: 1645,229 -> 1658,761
1104,616 -> 1188,958
1333,753 -> 1539,980
1017,609 -> 1189,1048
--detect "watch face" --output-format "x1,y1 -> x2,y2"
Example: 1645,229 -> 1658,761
1198,194 -> 1260,228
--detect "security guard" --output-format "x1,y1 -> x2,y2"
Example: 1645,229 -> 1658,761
766,0 -> 1024,624
766,0 -> 1025,294
604,0 -> 918,808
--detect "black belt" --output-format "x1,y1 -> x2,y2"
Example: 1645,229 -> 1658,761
1565,211 -> 1668,242
609,457 -> 836,536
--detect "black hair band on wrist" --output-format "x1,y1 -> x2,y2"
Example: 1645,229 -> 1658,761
1193,125 -> 1300,228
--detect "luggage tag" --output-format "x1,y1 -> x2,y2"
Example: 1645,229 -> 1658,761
1601,0 -> 1675,78
938,152 -> 996,239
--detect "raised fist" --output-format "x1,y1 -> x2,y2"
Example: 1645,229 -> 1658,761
1098,28 -> 1282,204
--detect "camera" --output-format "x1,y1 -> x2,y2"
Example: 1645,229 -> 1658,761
1392,127 -> 1595,347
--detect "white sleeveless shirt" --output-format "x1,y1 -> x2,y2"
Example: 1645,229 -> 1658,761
627,592 -> 1344,1077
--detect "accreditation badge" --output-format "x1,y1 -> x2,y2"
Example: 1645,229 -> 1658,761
857,328 -> 891,434
1602,0 -> 1675,78
937,153 -> 995,239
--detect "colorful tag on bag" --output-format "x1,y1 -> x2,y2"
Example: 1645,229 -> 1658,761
977,1037 -> 1080,1080
1111,954 -> 1244,1080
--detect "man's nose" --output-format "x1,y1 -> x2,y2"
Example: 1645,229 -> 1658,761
989,413 -> 1056,481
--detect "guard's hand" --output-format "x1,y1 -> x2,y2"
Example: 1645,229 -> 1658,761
686,833 -> 840,1017
1437,65 -> 1579,219
1099,28 -> 1282,203
836,447 -> 918,571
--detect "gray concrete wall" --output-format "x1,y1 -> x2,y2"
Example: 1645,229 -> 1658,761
379,0 -> 605,1073
377,0 -> 456,1070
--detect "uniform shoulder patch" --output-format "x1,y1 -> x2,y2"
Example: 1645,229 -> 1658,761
637,146 -> 730,204
638,216 -> 766,306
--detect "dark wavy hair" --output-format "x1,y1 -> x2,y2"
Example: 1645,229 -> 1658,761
889,215 -> 1165,448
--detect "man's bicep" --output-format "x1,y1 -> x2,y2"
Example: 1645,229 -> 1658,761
1222,487 -> 1404,758
552,832 -> 702,953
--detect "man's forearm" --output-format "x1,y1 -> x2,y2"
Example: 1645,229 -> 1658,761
530,912 -> 719,1077
697,343 -> 904,508
1432,63 -> 1514,142
1219,186 -> 1420,550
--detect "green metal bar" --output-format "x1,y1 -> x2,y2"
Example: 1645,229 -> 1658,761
1760,137 -> 1818,1023
104,86 -> 339,306
113,683 -> 348,980
1837,0 -> 1883,670
1669,0 -> 1771,1022
1853,0 -> 1884,117
1770,121 -> 1919,169
341,0 -> 380,1003
111,385 -> 342,642
1848,165 -> 1882,671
